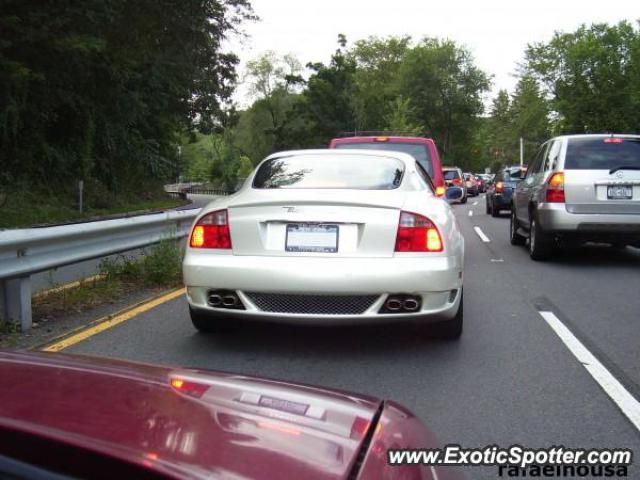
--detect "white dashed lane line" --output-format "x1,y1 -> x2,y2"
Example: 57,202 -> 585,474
539,311 -> 640,432
468,210 -> 473,217
473,226 -> 490,243
472,201 -> 478,206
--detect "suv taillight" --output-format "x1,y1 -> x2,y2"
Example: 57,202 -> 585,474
495,182 -> 504,193
452,177 -> 462,186
546,172 -> 565,203
190,209 -> 232,249
395,211 -> 443,252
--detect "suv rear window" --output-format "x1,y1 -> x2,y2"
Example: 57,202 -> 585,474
334,142 -> 433,177
565,138 -> 640,170
443,170 -> 460,180
503,167 -> 524,180
253,154 -> 405,190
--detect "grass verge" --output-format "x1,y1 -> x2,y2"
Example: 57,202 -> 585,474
0,186 -> 189,228
30,240 -> 184,327
0,321 -> 20,348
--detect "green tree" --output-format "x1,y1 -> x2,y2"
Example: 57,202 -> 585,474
384,96 -> 424,136
349,36 -> 411,130
486,89 -> 516,164
243,51 -> 304,152
397,38 -> 490,166
0,0 -> 254,192
510,76 -> 550,161
524,21 -> 640,133
295,35 -> 358,144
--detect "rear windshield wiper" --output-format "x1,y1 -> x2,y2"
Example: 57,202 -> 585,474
609,166 -> 640,174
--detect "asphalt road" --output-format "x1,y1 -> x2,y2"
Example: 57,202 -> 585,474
65,194 -> 640,478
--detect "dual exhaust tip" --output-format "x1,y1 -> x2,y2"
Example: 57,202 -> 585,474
208,290 -> 245,310
381,295 -> 421,314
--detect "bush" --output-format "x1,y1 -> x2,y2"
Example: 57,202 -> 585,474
99,240 -> 183,287
140,240 -> 184,286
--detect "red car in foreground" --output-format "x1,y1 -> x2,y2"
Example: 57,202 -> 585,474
329,135 -> 446,198
0,351 -> 461,480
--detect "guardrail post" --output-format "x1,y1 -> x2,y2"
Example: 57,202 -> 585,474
2,276 -> 32,331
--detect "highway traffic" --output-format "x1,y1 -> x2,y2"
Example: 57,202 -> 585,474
4,3 -> 640,478
58,192 -> 640,478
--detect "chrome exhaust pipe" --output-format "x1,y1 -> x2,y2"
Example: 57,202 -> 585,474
222,295 -> 238,307
208,294 -> 223,307
403,298 -> 420,311
385,298 -> 402,311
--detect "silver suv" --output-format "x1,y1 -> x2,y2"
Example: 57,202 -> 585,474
511,134 -> 640,260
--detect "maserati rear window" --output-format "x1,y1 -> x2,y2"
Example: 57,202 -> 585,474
252,154 -> 405,190
565,137 -> 640,170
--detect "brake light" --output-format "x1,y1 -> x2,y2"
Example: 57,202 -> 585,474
495,182 -> 504,193
604,137 -> 624,144
190,209 -> 232,249
395,211 -> 443,252
374,136 -> 389,142
435,185 -> 445,197
170,377 -> 209,398
452,177 -> 462,186
546,172 -> 565,203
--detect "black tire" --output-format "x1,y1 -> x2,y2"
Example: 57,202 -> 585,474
528,214 -> 552,261
436,290 -> 463,340
486,199 -> 491,214
460,194 -> 467,204
189,307 -> 236,333
510,209 -> 526,246
491,199 -> 500,217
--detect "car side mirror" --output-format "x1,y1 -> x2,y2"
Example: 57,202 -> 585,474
445,186 -> 464,203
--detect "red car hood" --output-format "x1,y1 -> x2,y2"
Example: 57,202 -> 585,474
0,351 -> 382,479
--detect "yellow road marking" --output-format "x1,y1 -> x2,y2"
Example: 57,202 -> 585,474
42,288 -> 185,352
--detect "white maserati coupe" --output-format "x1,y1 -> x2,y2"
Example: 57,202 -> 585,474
183,149 -> 465,338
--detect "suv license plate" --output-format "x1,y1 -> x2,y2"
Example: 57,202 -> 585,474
607,185 -> 633,200
285,224 -> 339,253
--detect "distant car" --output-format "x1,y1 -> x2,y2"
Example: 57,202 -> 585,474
463,173 -> 478,196
329,135 -> 446,197
442,167 -> 467,203
0,350 -> 463,480
184,149 -> 465,338
486,166 -> 525,217
476,173 -> 491,193
512,134 -> 640,260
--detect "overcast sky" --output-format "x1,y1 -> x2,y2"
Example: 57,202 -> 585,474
228,0 -> 639,107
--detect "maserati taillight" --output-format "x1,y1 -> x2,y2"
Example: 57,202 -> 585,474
395,211 -> 443,252
190,209 -> 232,249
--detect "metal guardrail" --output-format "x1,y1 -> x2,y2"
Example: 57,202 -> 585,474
0,208 -> 200,331
166,191 -> 188,200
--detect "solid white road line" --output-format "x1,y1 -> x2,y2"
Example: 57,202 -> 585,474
468,210 -> 473,217
539,311 -> 640,432
473,226 -> 490,243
